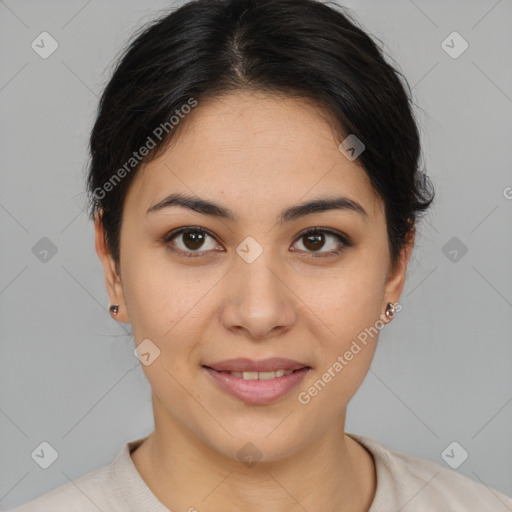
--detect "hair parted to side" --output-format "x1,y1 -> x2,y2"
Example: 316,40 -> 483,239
86,0 -> 435,271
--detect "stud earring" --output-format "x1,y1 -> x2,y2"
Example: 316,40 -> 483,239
109,304 -> 119,317
385,302 -> 396,319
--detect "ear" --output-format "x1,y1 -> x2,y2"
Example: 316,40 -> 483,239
94,211 -> 130,323
381,225 -> 415,322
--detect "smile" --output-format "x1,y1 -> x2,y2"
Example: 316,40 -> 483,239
203,365 -> 310,404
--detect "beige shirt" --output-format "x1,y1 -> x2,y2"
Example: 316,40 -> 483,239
9,433 -> 512,511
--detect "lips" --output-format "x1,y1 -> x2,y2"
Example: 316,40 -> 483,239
203,365 -> 311,404
203,357 -> 310,373
202,357 -> 312,404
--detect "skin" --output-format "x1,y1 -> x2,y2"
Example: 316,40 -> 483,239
95,90 -> 414,512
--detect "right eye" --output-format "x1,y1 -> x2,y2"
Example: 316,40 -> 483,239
162,226 -> 223,258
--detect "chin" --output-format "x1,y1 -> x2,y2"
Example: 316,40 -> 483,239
198,423 -> 311,467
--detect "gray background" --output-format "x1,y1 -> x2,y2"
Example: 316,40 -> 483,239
1,0 -> 511,509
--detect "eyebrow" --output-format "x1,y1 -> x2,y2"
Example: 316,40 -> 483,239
146,192 -> 368,223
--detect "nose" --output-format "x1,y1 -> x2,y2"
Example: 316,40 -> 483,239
220,250 -> 297,340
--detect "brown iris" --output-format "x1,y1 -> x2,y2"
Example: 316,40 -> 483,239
182,231 -> 206,250
302,232 -> 325,252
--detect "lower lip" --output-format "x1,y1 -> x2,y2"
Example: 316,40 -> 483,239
203,366 -> 310,405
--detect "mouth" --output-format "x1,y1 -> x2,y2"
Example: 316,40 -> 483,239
201,359 -> 311,404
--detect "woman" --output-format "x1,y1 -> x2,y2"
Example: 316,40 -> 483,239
11,0 -> 512,510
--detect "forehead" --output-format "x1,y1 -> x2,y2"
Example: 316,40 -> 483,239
124,91 -> 383,221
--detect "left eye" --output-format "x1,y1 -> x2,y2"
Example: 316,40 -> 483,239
291,228 -> 348,256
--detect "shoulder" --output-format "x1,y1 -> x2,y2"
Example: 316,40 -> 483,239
7,450 -> 124,512
349,433 -> 512,512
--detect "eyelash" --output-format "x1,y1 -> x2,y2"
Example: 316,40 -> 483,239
161,226 -> 351,259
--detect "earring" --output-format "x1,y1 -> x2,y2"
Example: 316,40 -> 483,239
109,304 -> 119,317
385,302 -> 395,319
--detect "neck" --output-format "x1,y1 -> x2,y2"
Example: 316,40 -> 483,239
130,395 -> 376,512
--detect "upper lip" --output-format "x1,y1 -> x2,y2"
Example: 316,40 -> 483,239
204,357 -> 309,372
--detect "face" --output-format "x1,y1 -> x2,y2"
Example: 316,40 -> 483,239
96,90 -> 412,463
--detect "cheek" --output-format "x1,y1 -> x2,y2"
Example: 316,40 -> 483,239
121,255 -> 211,404
298,281 -> 382,409
122,246 -> 218,339
297,259 -> 386,340
293,259 -> 386,397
